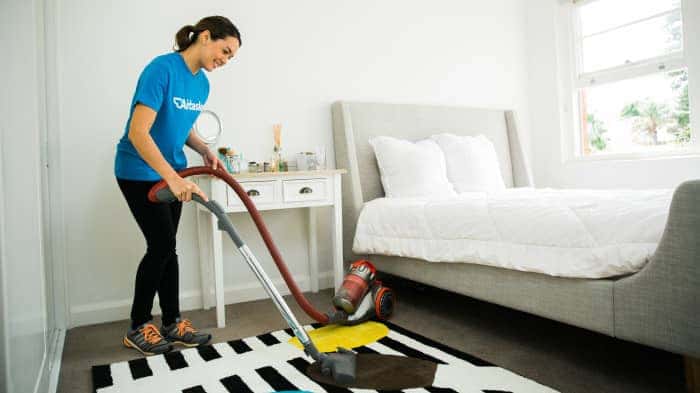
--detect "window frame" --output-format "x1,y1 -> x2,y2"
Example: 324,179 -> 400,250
557,0 -> 699,162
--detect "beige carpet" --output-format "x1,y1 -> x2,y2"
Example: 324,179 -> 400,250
59,276 -> 686,393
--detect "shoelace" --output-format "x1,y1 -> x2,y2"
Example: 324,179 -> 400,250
141,323 -> 164,345
176,319 -> 197,337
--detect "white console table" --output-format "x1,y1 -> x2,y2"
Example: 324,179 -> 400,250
194,169 -> 346,328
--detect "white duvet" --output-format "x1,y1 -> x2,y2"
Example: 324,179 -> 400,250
353,188 -> 674,278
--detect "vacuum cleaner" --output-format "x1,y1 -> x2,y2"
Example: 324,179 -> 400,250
147,166 -> 395,385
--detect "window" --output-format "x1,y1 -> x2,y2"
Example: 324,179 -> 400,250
571,0 -> 691,157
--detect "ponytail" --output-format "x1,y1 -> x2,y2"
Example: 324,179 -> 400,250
174,25 -> 197,52
174,16 -> 241,52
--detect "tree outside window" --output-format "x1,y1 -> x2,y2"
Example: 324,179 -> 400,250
573,0 -> 691,156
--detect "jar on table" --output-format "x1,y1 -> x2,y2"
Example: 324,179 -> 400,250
248,162 -> 259,173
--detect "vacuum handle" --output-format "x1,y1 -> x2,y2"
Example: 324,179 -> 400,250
153,185 -> 207,205
152,184 -> 244,247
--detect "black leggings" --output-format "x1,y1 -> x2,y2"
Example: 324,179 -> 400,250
117,178 -> 182,329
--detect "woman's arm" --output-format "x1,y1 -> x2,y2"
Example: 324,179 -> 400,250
186,128 -> 224,171
128,104 -> 179,181
128,104 -> 207,201
186,127 -> 209,156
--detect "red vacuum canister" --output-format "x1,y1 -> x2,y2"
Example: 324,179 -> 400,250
333,260 -> 377,314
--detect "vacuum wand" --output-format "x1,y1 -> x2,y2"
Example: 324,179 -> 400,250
148,166 -> 394,328
149,166 -> 331,323
150,177 -> 357,384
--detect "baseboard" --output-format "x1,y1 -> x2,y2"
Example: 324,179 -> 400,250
69,272 -> 334,328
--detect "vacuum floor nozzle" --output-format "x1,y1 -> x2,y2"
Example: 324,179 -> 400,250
319,348 -> 357,384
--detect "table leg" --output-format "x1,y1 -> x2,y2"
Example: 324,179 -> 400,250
196,208 -> 212,310
211,212 -> 225,328
307,207 -> 319,293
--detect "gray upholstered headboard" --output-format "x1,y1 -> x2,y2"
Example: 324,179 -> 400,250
331,101 -> 533,264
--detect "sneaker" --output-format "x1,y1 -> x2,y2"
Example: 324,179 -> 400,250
123,322 -> 173,356
160,318 -> 212,347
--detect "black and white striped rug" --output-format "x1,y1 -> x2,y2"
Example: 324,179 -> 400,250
92,321 -> 559,393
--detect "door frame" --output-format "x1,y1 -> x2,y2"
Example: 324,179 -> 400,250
42,0 -> 69,332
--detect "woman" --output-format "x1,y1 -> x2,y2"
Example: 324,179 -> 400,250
114,16 -> 241,355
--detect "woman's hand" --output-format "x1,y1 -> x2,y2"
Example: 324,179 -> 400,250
202,148 -> 225,171
166,175 -> 208,202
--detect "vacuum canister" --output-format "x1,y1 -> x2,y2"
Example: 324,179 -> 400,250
333,260 -> 377,314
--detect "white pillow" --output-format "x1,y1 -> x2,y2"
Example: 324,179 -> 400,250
369,136 -> 455,198
431,133 -> 506,192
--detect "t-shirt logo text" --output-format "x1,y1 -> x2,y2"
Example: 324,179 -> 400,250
173,97 -> 203,111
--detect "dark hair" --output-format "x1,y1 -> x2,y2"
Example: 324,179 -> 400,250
174,16 -> 241,52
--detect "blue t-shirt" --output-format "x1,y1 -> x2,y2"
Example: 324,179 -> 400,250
115,52 -> 209,181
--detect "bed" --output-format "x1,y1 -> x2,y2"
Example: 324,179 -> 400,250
353,188 -> 673,279
331,101 -> 700,366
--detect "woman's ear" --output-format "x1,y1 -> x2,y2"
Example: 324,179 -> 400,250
200,30 -> 210,45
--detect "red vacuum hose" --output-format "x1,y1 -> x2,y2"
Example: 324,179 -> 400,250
147,166 -> 330,324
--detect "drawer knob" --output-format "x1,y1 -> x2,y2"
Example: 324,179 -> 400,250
299,187 -> 313,194
247,189 -> 260,197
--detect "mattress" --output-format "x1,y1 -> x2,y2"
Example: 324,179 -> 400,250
352,188 -> 673,278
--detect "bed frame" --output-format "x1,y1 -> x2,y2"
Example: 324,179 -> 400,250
331,101 -> 700,385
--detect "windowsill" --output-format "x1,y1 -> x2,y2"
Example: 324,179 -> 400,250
564,147 -> 700,164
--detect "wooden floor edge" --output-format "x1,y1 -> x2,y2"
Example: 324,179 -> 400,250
686,356 -> 700,393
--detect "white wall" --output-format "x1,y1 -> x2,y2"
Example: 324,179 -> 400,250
525,0 -> 700,190
54,0 -> 534,326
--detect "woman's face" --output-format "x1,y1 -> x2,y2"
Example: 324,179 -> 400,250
199,32 -> 240,72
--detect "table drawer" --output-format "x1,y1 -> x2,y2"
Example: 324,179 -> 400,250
282,178 -> 327,203
227,180 -> 277,207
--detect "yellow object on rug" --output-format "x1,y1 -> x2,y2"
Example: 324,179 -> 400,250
288,321 -> 389,352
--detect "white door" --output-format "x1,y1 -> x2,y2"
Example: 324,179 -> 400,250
0,0 -> 55,392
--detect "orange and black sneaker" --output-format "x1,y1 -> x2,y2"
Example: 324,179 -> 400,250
123,322 -> 173,356
160,318 -> 212,347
